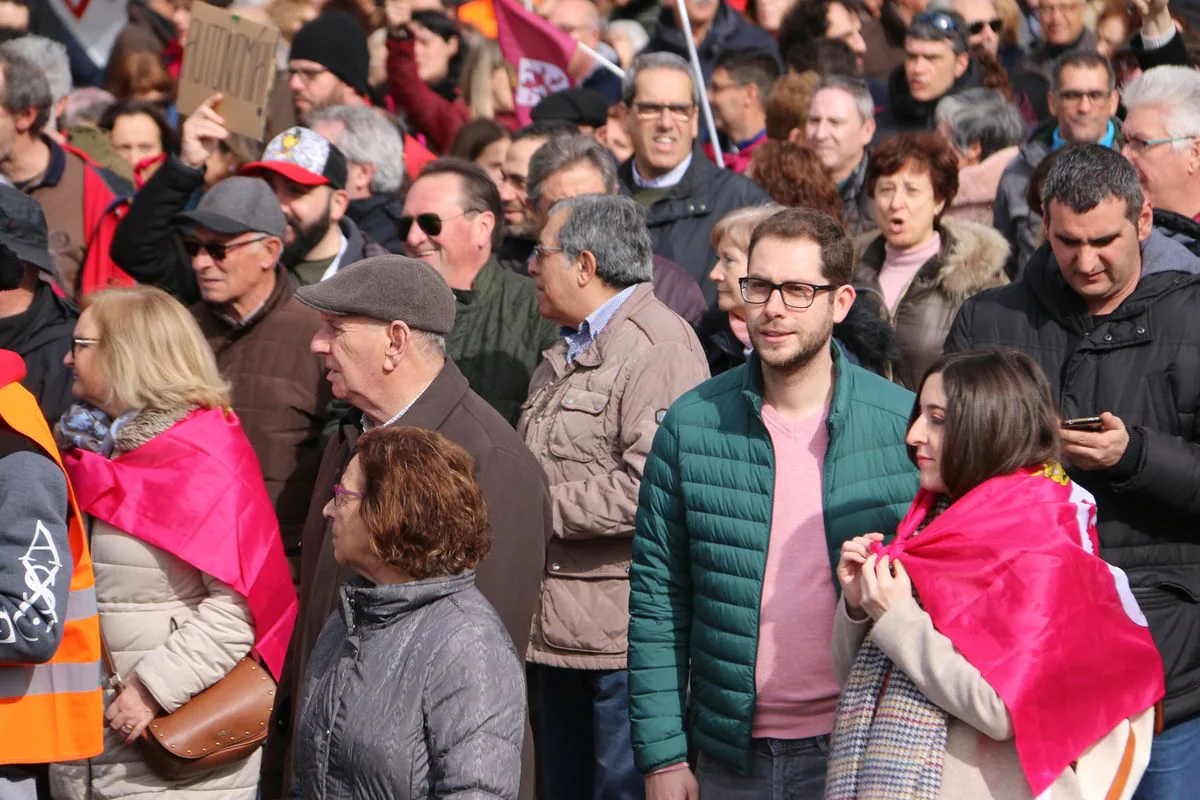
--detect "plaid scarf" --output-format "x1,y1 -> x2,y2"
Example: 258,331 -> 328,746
825,497 -> 952,800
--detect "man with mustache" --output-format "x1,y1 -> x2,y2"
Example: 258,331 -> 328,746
110,98 -> 386,305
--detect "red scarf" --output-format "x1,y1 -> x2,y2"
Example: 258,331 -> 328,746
876,467 -> 1164,795
64,408 -> 297,679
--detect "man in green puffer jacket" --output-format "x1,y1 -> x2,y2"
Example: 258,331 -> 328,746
630,208 -> 919,798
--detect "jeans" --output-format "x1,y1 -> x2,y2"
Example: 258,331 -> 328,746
1134,714 -> 1200,800
696,736 -> 831,800
535,665 -> 644,800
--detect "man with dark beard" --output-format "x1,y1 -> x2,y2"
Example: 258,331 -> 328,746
110,97 -> 385,305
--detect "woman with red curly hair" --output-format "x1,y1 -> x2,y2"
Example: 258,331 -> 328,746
293,426 -> 525,800
852,131 -> 1009,388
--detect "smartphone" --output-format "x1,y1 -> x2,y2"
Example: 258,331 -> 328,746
1063,416 -> 1104,431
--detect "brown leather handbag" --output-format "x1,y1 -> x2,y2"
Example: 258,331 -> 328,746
100,628 -> 278,779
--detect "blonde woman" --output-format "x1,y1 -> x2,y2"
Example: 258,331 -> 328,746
50,286 -> 297,800
461,40 -> 517,128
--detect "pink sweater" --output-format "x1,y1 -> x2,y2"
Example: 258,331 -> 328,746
879,233 -> 942,313
752,403 -> 841,739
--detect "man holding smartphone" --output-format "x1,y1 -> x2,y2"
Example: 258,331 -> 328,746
945,144 -> 1200,800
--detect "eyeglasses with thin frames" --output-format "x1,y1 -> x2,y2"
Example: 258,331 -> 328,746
332,483 -> 363,507
288,65 -> 329,84
532,245 -> 564,263
1055,89 -> 1111,105
631,102 -> 696,122
71,337 -> 100,355
182,236 -> 268,261
1123,134 -> 1198,155
739,278 -> 837,310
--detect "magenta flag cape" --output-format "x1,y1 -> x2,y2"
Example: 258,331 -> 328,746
495,0 -> 578,125
876,467 -> 1164,795
64,407 -> 298,680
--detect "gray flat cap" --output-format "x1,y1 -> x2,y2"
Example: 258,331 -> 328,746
294,255 -> 457,334
174,176 -> 287,239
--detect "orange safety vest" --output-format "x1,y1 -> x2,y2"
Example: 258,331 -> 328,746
0,376 -> 103,765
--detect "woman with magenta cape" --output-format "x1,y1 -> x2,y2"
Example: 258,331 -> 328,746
49,287 -> 297,800
825,350 -> 1164,800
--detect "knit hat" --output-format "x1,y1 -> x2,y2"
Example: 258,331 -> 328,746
242,127 -> 349,190
294,255 -> 457,334
289,11 -> 370,96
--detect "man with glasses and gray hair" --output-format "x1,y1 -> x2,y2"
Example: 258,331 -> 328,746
521,193 -> 708,800
1121,65 -> 1200,257
875,10 -> 984,141
617,52 -> 770,305
526,133 -> 706,325
995,50 -> 1120,277
308,105 -> 407,255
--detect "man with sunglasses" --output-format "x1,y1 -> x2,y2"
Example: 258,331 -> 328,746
995,50 -> 1121,277
0,185 -> 75,423
112,106 -> 387,305
617,52 -> 771,306
402,158 -> 559,425
630,207 -> 917,799
874,10 -> 985,141
176,175 -> 333,584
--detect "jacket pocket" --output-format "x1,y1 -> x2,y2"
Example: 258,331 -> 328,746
547,388 -> 611,464
539,539 -> 631,655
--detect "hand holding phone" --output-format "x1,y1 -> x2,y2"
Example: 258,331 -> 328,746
1062,416 -> 1104,432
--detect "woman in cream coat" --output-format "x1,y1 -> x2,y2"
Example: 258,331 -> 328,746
50,287 -> 294,799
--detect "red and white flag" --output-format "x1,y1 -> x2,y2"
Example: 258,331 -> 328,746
494,0 -> 579,125
876,466 -> 1165,796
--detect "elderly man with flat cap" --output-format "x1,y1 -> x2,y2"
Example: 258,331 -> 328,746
263,254 -> 550,799
181,176 -> 333,582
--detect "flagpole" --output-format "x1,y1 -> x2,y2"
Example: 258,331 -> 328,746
577,41 -> 625,79
673,0 -> 724,169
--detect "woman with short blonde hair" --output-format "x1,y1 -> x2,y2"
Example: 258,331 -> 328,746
51,286 -> 296,800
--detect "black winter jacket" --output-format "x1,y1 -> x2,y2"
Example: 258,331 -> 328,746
111,155 -> 386,305
0,282 -> 77,422
873,59 -> 984,143
945,233 -> 1200,727
618,152 -> 771,306
1154,209 -> 1200,257
346,193 -> 405,255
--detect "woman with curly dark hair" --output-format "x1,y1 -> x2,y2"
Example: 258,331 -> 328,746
852,131 -> 1009,388
292,426 -> 525,800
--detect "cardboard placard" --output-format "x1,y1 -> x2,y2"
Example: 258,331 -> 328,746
177,2 -> 280,141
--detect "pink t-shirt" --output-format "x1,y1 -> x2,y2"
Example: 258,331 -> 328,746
751,403 -> 841,739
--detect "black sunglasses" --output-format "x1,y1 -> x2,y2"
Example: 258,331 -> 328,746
182,236 -> 267,261
397,211 -> 471,240
968,18 -> 1003,34
913,10 -> 963,33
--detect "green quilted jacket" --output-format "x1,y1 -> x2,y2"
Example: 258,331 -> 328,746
628,345 -> 919,775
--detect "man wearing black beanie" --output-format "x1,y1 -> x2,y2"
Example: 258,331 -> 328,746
287,10 -> 371,124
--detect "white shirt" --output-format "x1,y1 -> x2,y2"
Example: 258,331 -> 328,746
631,152 -> 693,189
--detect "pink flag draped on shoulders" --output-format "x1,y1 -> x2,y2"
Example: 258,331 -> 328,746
494,0 -> 579,125
63,407 -> 298,681
875,466 -> 1165,796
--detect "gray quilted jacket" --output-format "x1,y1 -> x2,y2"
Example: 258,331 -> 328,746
291,571 -> 525,800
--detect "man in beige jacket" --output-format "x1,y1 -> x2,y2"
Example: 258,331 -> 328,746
519,194 -> 709,800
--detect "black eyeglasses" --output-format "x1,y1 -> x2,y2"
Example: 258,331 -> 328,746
968,18 -> 1003,35
182,236 -> 268,261
739,277 -> 837,310
913,10 -> 962,33
397,211 -> 471,240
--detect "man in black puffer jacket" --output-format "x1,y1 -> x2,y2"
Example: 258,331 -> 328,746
946,146 -> 1200,788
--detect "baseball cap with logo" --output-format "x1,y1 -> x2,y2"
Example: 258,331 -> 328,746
241,127 -> 348,190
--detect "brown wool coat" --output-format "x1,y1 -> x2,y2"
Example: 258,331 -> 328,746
519,284 -> 710,670
853,217 -> 1010,390
261,359 -> 550,799
190,269 -> 332,579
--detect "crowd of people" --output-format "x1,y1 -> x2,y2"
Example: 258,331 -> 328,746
2,0 -> 1200,796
